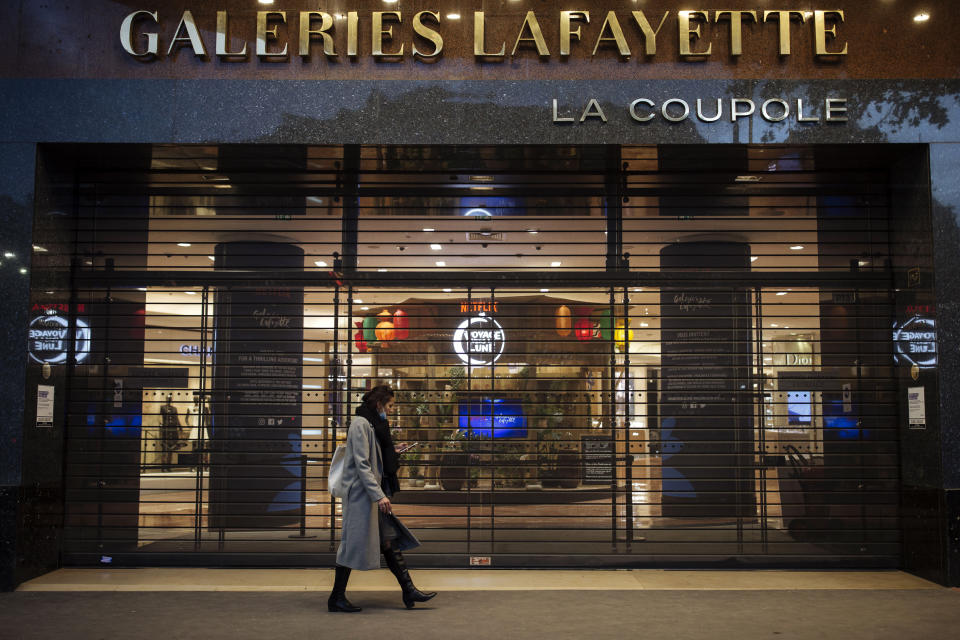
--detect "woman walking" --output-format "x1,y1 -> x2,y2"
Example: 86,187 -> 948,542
328,385 -> 437,612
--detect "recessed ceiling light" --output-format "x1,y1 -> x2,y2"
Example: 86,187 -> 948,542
137,287 -> 147,292
771,323 -> 779,327
354,299 -> 363,304
527,229 -> 539,234
377,268 -> 388,272
32,245 -> 48,253
443,288 -> 452,293
551,261 -> 562,267
776,291 -> 788,296
422,228 -> 435,232
19,267 -> 27,274
914,13 -> 930,23
540,288 -> 549,293
258,0 -> 274,4
790,245 -> 804,251
640,322 -> 649,327
633,287 -> 643,292
3,252 -> 14,258
177,242 -> 191,247
446,13 -> 461,20
361,306 -> 369,311
184,291 -> 197,295
430,244 -> 443,251
314,260 -> 328,267
435,261 -> 446,267
750,256 -> 759,262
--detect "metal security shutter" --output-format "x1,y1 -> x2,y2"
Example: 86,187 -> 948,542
42,144 -> 903,567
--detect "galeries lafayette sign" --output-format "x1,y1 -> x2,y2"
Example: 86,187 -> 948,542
120,9 -> 849,61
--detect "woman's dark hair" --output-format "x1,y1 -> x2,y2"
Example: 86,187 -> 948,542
362,385 -> 394,412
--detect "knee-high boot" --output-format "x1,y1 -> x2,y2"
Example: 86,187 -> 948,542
328,565 -> 362,613
382,547 -> 437,609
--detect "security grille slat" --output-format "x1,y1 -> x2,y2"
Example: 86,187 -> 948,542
30,144 -> 908,567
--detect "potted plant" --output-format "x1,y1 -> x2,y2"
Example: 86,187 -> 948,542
439,428 -> 468,491
539,428 -> 579,488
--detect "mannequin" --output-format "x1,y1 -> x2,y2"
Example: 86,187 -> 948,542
159,395 -> 181,471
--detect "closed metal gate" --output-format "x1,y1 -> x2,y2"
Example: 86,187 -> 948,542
33,144 -> 902,567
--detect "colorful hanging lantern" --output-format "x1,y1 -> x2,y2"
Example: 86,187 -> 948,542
575,318 -> 594,341
614,318 -> 634,351
354,321 -> 368,353
393,308 -> 409,340
375,309 -> 395,341
555,305 -> 572,337
593,308 -> 613,341
362,315 -> 378,343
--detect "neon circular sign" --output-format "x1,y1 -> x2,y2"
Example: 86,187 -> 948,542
453,315 -> 505,366
892,316 -> 937,369
463,208 -> 493,217
28,315 -> 91,364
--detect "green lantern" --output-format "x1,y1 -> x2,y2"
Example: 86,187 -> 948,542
363,315 -> 378,343
592,308 -> 613,341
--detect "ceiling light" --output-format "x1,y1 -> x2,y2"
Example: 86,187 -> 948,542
377,268 -> 388,272
430,244 -> 443,251
137,287 -> 148,292
640,322 -> 649,327
258,0 -> 274,4
208,255 -> 215,261
540,288 -> 549,293
446,13 -> 461,20
354,299 -> 363,304
789,245 -> 804,251
750,256 -> 759,262
776,291 -> 788,296
435,261 -> 446,267
361,306 -> 369,311
914,13 -> 930,23
422,228 -> 435,232
551,261 -> 562,267
177,242 -> 192,247
3,252 -> 13,258
527,229 -> 539,234
771,323 -> 779,327
314,260 -> 328,267
443,288 -> 452,293
32,245 -> 48,253
184,291 -> 197,295
633,287 -> 643,292
469,175 -> 494,182
19,267 -> 27,274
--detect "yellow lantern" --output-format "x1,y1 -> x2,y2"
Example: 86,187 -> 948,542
555,305 -> 572,337
614,318 -> 634,351
375,310 -> 395,341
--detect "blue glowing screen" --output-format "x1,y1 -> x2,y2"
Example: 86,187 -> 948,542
458,397 -> 527,438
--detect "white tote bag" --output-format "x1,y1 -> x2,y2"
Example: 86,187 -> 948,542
328,444 -> 348,499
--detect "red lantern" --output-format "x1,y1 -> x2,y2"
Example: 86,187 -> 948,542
575,318 -> 594,341
354,321 -> 368,353
393,308 -> 409,340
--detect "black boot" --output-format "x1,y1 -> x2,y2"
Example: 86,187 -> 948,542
328,565 -> 362,613
383,548 -> 437,609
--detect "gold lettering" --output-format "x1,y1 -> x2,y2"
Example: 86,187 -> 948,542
592,11 -> 630,58
714,10 -> 756,56
217,11 -> 248,59
560,11 -> 589,57
167,10 -> 207,58
814,10 -> 848,56
256,11 -> 288,59
631,11 -> 670,56
372,11 -> 403,57
474,12 -> 505,57
348,12 -> 359,57
299,11 -> 335,57
413,11 -> 443,59
511,11 -> 550,57
762,11 -> 807,56
120,10 -> 158,57
678,11 -> 712,57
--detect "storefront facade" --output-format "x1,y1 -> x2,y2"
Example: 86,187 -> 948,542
2,1 -> 959,589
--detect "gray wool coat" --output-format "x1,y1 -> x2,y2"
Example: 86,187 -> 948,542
335,414 -> 420,570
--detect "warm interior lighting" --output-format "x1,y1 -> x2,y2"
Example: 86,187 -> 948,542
790,245 -> 805,251
446,13 -> 461,20
776,291 -> 788,296
354,299 -> 363,304
177,242 -> 191,247
540,289 -> 549,293
914,13 -> 930,23
423,227 -> 435,232
470,175 -> 494,182
430,244 -> 443,251
184,291 -> 197,295
314,260 -> 327,267
435,261 -> 446,267
750,256 -> 759,262
551,261 -> 562,267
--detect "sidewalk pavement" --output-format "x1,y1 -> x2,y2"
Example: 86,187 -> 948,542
2,570 -> 958,640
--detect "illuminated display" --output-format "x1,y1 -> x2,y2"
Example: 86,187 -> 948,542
28,315 -> 91,364
892,316 -> 937,369
452,314 -> 505,366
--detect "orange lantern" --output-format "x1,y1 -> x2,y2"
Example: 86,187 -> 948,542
555,305 -> 572,337
575,318 -> 594,341
375,310 -> 395,341
393,308 -> 409,340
